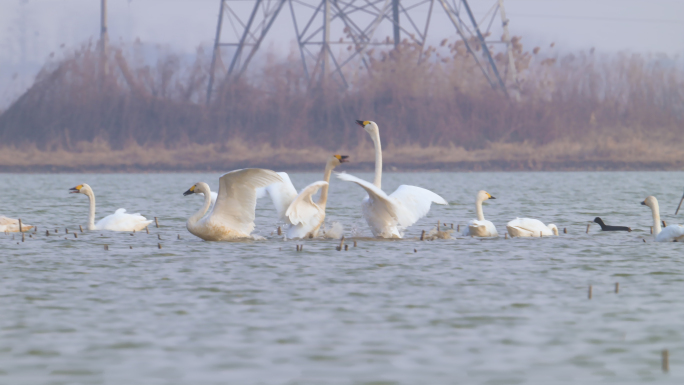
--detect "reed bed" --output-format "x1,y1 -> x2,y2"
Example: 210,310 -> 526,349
0,38 -> 682,170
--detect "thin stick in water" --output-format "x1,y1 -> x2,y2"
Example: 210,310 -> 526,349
650,226 -> 653,234
79,225 -> 83,233
344,244 -> 348,251
158,243 -> 162,249
74,233 -> 78,238
158,234 -> 161,240
277,226 -> 282,236
662,349 -> 669,373
588,285 -> 592,299
662,220 -> 667,228
586,224 -> 591,234
615,282 -> 619,294
420,230 -> 425,241
564,227 -> 567,234
104,244 -> 109,250
505,232 -> 508,239
353,240 -> 357,247
146,227 -> 149,234
18,219 -> 22,233
336,236 -> 345,251
155,217 -> 159,228
66,228 -> 69,234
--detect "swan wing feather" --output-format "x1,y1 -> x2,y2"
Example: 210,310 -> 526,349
389,185 -> 448,228
96,209 -> 152,231
656,224 -> 684,242
285,181 -> 327,226
262,172 -> 298,222
210,168 -> 284,235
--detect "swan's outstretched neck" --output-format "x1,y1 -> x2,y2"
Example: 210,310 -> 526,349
371,129 -> 382,189
188,185 -> 213,228
650,201 -> 662,235
85,189 -> 96,230
475,197 -> 485,221
318,161 -> 336,207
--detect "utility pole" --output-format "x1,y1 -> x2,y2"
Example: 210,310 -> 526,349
100,0 -> 109,77
392,0 -> 400,48
322,0 -> 331,82
498,0 -> 520,101
206,0 -> 226,104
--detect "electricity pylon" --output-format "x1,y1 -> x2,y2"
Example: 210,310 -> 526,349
206,0 -> 519,102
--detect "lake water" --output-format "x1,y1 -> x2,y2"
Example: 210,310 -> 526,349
2,171 -> 684,384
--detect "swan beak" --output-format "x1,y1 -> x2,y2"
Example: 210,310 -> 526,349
69,185 -> 82,193
640,201 -> 646,206
355,120 -> 368,127
183,185 -> 196,196
336,155 -> 350,163
486,193 -> 495,199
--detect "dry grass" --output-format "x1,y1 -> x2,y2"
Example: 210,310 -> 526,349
0,38 -> 682,171
1,136 -> 682,172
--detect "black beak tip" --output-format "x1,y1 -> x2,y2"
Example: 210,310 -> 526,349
340,155 -> 350,163
355,120 -> 365,127
490,196 -> 496,199
640,201 -> 646,205
183,190 -> 194,196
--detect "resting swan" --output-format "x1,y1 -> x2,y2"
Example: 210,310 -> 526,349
183,168 -> 283,241
641,196 -> 684,242
336,120 -> 448,238
506,218 -> 559,237
69,184 -> 153,231
261,155 -> 348,239
462,190 -> 498,237
0,216 -> 34,233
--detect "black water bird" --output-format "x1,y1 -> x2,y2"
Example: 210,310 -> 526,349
593,217 -> 631,232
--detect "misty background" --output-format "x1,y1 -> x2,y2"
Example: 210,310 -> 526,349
1,0 -> 683,109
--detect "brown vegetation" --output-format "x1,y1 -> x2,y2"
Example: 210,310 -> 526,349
0,38 -> 682,171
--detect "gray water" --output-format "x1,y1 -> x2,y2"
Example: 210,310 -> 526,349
2,171 -> 684,385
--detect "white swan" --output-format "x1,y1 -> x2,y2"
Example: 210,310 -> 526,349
462,190 -> 498,237
641,196 -> 684,242
282,155 -> 349,239
336,120 -> 448,238
183,168 -> 283,241
506,218 -> 559,237
69,184 -> 153,231
0,216 -> 34,233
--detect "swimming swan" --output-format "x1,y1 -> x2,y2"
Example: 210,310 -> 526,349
506,218 -> 559,237
462,191 -> 498,237
0,216 -> 34,232
183,168 -> 283,241
641,196 -> 684,242
69,184 -> 153,231
336,120 -> 448,238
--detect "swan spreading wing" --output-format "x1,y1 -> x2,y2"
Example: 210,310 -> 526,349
337,173 -> 447,236
286,181 -> 328,226
389,185 -> 448,227
259,172 -> 298,222
208,169 -> 284,235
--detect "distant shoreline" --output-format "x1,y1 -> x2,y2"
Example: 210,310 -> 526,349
2,139 -> 683,173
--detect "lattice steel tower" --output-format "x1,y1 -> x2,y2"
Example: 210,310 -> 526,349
206,0 -> 519,102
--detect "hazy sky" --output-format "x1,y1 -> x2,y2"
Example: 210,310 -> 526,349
1,0 -> 683,105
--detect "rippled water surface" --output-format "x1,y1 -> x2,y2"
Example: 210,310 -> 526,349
2,171 -> 684,384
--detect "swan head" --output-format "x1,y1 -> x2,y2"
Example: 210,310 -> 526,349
69,184 -> 92,195
330,154 -> 350,167
356,120 -> 379,136
477,190 -> 495,202
183,182 -> 210,197
641,196 -> 658,209
593,217 -> 604,225
547,224 -> 559,236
